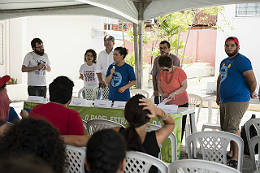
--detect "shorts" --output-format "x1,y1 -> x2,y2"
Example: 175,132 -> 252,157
220,101 -> 249,133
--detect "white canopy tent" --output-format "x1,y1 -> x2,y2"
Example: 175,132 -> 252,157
1,0 -> 259,88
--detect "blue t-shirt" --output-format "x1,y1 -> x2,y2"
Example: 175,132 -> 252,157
219,53 -> 252,103
106,63 -> 136,101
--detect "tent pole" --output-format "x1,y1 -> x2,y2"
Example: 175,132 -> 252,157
133,23 -> 139,85
137,2 -> 143,89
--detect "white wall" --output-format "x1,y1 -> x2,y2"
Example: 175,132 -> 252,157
215,4 -> 260,87
2,15 -> 105,88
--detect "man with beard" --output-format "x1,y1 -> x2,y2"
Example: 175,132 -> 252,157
151,40 -> 180,103
216,36 -> 257,169
21,38 -> 51,97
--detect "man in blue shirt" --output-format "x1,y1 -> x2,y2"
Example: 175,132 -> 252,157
216,36 -> 257,168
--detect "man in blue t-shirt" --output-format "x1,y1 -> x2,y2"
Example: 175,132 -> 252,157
216,36 -> 257,168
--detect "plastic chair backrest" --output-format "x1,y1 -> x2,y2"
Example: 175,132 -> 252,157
150,124 -> 177,162
188,94 -> 203,124
168,159 -> 241,173
130,89 -> 150,98
249,136 -> 260,171
186,131 -> 244,171
78,86 -> 96,100
82,120 -> 87,130
93,86 -> 109,100
86,119 -> 125,135
245,118 -> 260,148
125,151 -> 168,173
64,145 -> 86,173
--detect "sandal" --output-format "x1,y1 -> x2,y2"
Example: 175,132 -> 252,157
227,160 -> 238,169
226,154 -> 232,160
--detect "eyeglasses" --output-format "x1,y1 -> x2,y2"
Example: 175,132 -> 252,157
161,68 -> 170,72
36,45 -> 44,49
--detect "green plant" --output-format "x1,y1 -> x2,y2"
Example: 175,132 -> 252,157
6,77 -> 17,85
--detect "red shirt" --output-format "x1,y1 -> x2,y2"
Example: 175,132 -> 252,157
159,67 -> 188,106
29,102 -> 85,135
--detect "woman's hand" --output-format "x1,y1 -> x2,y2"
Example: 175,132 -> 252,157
118,86 -> 126,93
162,93 -> 169,98
168,93 -> 176,100
110,68 -> 115,75
138,98 -> 161,119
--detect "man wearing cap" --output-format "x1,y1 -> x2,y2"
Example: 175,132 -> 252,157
216,36 -> 257,168
21,38 -> 51,97
151,40 -> 180,103
96,35 -> 115,88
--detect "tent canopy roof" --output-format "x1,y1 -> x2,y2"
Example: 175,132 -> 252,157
1,0 -> 260,22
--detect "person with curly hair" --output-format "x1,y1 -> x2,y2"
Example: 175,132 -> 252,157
0,118 -> 66,173
86,129 -> 126,173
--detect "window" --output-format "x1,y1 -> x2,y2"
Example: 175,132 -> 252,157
104,24 -> 112,30
236,3 -> 260,16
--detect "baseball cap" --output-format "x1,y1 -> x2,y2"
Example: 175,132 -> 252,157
104,35 -> 115,42
0,75 -> 11,88
225,36 -> 239,46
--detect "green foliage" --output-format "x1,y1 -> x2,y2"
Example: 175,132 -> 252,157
125,52 -> 135,67
125,24 -> 152,45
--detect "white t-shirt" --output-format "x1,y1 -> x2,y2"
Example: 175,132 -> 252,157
79,63 -> 98,87
22,51 -> 51,86
96,49 -> 114,82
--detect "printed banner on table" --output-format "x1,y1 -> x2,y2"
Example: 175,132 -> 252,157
24,102 -> 182,161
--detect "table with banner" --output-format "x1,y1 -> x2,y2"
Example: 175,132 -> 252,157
24,101 -> 183,161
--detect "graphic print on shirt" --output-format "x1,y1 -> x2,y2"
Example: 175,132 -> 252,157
220,63 -> 228,83
33,57 -> 46,76
83,71 -> 96,82
111,72 -> 122,87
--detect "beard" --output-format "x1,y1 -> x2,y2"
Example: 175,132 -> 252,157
225,48 -> 238,57
35,49 -> 45,56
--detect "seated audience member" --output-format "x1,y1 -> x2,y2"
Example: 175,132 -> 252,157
118,94 -> 175,173
28,76 -> 85,135
0,155 -> 55,173
86,129 -> 126,173
0,75 -> 11,126
0,118 -> 66,173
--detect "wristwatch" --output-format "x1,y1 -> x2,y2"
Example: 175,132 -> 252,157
174,92 -> 177,96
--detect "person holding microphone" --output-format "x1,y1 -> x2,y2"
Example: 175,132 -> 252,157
105,47 -> 136,101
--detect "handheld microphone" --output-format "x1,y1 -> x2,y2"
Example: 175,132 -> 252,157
112,62 -> 116,68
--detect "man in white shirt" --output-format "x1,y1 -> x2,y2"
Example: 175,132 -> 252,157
21,38 -> 51,97
96,35 -> 115,88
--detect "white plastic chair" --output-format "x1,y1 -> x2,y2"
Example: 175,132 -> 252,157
150,124 -> 177,162
86,119 -> 125,135
82,120 -> 87,130
93,85 -> 109,100
125,151 -> 168,173
201,96 -> 221,131
168,159 -> 241,173
78,86 -> 96,100
186,131 -> 244,171
130,89 -> 150,98
249,136 -> 260,171
245,118 -> 260,149
186,94 -> 203,137
64,144 -> 86,173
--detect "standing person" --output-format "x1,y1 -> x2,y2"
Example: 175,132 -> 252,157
151,40 -> 180,104
79,49 -> 98,87
105,47 -> 136,101
96,35 -> 115,88
157,55 -> 188,141
21,38 -> 51,97
28,76 -> 85,135
216,36 -> 257,169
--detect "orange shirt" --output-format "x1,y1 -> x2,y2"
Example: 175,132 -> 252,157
159,67 -> 188,106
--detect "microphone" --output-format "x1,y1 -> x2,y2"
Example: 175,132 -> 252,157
112,62 -> 116,68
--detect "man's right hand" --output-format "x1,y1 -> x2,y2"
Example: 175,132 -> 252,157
99,81 -> 106,88
38,63 -> 45,70
153,90 -> 159,97
216,96 -> 220,105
